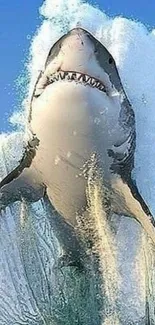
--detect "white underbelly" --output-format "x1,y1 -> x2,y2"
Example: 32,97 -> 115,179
31,81 -> 119,224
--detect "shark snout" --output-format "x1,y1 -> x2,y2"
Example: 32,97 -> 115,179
61,28 -> 94,60
69,27 -> 88,37
67,29 -> 87,50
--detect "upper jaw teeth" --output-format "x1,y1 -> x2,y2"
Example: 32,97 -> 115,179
34,70 -> 106,98
51,71 -> 106,92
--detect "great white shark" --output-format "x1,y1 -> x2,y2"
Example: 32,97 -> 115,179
0,28 -> 155,266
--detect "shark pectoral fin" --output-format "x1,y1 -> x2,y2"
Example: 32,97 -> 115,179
111,176 -> 155,244
0,167 -> 46,212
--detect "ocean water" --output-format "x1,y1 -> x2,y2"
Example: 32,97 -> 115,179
0,0 -> 155,324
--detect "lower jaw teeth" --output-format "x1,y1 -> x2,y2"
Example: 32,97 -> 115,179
49,79 -> 105,91
37,73 -> 106,95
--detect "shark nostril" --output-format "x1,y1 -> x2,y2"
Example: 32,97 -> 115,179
76,33 -> 84,46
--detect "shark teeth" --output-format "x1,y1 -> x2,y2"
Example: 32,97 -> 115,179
48,71 -> 106,92
34,71 -> 106,98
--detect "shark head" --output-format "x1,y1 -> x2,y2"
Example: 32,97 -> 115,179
32,28 -> 126,100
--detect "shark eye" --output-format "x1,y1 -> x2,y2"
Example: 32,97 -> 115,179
109,57 -> 113,64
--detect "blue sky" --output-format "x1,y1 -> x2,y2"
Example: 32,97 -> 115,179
0,0 -> 155,132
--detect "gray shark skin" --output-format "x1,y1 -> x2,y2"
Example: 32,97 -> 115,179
0,28 -> 155,265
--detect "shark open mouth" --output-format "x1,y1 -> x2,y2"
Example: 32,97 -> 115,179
34,70 -> 106,98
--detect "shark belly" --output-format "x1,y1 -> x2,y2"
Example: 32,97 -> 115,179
31,82 -> 117,225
